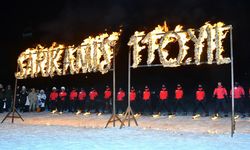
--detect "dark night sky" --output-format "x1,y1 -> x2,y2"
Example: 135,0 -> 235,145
0,0 -> 250,94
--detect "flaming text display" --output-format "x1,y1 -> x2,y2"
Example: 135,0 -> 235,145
15,32 -> 120,79
128,22 -> 231,68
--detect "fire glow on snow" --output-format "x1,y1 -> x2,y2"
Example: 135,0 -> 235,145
0,124 -> 250,150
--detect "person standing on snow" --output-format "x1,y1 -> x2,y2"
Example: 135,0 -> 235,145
130,86 -> 137,114
58,87 -> 67,114
38,89 -> 46,112
155,84 -> 171,116
212,82 -> 228,119
28,88 -> 38,112
142,86 -> 152,115
116,88 -> 125,115
230,82 -> 245,118
5,85 -> 13,112
192,84 -> 209,118
76,88 -> 86,114
50,87 -> 58,113
103,85 -> 112,113
85,88 -> 98,115
19,86 -> 28,112
69,88 -> 78,113
173,84 -> 187,116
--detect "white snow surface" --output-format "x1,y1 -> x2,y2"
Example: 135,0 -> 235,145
0,112 -> 250,150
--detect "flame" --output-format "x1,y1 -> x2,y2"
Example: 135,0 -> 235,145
99,32 -> 120,74
129,21 -> 231,68
215,22 -> 230,64
174,25 -> 190,64
48,42 -> 64,77
128,31 -> 146,68
15,30 -> 121,79
36,45 -> 48,77
206,23 -> 217,64
141,24 -> 165,64
187,24 -> 207,65
63,45 -> 77,75
158,31 -> 178,67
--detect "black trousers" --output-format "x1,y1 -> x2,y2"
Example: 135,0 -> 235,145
234,98 -> 245,115
50,101 -> 57,111
214,99 -> 228,115
40,107 -> 45,112
0,100 -> 3,113
156,100 -> 171,114
142,100 -> 152,115
57,100 -> 65,112
116,101 -> 124,113
20,99 -> 26,112
193,100 -> 208,115
69,100 -> 76,112
87,100 -> 98,112
104,99 -> 112,113
173,99 -> 187,114
130,101 -> 137,113
6,99 -> 12,111
77,100 -> 85,112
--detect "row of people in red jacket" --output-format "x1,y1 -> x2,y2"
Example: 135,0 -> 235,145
48,82 -> 248,118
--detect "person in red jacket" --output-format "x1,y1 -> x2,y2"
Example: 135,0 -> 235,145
103,85 -> 112,113
130,86 -> 137,114
142,86 -> 152,115
230,82 -> 245,118
213,82 -> 228,118
116,88 -> 125,114
58,86 -> 67,114
156,84 -> 171,116
77,88 -> 86,114
86,88 -> 98,114
173,84 -> 187,116
69,88 -> 78,113
50,87 -> 58,113
192,84 -> 208,117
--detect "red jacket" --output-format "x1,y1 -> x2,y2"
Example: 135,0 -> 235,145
130,90 -> 136,101
159,88 -> 168,100
104,89 -> 112,100
213,86 -> 227,99
175,88 -> 184,100
117,91 -> 125,101
89,90 -> 98,101
196,88 -> 205,101
59,91 -> 67,101
78,91 -> 86,101
143,89 -> 150,101
50,91 -> 58,101
230,86 -> 245,99
69,90 -> 78,101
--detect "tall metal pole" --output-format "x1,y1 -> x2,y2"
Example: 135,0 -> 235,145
112,51 -> 116,127
230,25 -> 235,137
127,49 -> 131,126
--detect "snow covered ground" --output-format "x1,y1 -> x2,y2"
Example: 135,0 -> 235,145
1,112 -> 250,150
